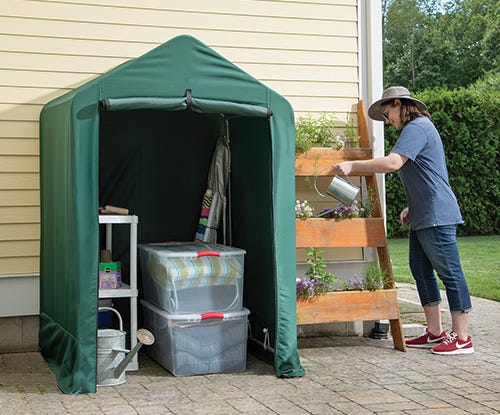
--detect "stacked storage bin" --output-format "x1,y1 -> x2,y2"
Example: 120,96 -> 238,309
138,242 -> 249,376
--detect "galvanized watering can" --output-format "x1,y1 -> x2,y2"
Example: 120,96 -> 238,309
314,168 -> 360,206
97,307 -> 155,386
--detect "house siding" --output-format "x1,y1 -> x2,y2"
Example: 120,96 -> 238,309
0,0 -> 361,315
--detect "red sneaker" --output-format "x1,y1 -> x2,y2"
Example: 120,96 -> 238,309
431,331 -> 474,355
405,328 -> 447,348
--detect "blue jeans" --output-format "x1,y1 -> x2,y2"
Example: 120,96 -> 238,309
409,225 -> 472,313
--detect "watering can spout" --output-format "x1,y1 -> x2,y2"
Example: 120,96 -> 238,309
113,328 -> 155,379
97,307 -> 156,386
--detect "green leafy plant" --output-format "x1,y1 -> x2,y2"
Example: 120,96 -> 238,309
362,187 -> 376,219
297,249 -> 386,299
363,263 -> 388,291
296,248 -> 335,299
336,264 -> 386,292
305,248 -> 333,283
335,118 -> 361,148
295,113 -> 344,154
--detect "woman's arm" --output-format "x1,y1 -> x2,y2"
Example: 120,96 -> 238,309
332,152 -> 408,175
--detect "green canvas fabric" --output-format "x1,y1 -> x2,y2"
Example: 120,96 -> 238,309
102,96 -> 271,118
39,35 -> 304,394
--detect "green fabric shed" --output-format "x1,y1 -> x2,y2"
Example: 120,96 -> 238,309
39,35 -> 305,394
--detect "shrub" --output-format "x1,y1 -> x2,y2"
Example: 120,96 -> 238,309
384,85 -> 499,237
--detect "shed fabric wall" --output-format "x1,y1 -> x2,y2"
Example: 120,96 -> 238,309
0,0 -> 360,315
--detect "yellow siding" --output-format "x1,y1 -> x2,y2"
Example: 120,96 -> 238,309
0,173 -> 39,189
0,224 -> 40,241
0,257 -> 40,275
0,0 -> 359,276
0,240 -> 39,257
0,139 -> 39,156
0,206 -> 39,224
0,190 -> 39,206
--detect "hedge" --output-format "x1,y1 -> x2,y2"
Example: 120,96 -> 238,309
384,87 -> 499,237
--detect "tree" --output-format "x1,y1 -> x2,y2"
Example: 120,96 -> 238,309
383,0 -> 498,91
383,0 -> 428,90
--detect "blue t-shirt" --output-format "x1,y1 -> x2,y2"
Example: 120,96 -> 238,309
391,117 -> 463,230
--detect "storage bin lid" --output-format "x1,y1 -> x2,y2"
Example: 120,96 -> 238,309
138,242 -> 246,258
141,299 -> 249,322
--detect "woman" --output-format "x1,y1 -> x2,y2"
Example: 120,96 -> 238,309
332,86 -> 473,355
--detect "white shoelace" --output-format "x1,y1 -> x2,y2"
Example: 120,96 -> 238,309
442,331 -> 458,345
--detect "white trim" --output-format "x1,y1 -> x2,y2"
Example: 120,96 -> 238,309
0,273 -> 39,279
0,274 -> 39,317
359,0 -> 386,218
358,0 -> 368,105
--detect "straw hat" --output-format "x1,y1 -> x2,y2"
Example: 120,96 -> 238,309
368,86 -> 427,121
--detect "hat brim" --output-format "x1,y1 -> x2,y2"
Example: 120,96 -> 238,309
368,96 -> 427,121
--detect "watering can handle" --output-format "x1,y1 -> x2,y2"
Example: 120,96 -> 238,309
313,167 -> 333,198
98,307 -> 123,331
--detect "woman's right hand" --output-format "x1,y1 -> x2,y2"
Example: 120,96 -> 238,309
331,161 -> 354,176
400,207 -> 410,227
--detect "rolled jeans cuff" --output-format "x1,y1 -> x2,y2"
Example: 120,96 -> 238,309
450,307 -> 472,314
423,300 -> 442,307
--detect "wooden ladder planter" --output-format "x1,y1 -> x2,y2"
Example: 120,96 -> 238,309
296,289 -> 400,325
295,100 -> 406,352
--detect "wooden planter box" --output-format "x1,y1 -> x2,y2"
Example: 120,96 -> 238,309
295,148 -> 373,177
296,289 -> 400,325
296,217 -> 387,248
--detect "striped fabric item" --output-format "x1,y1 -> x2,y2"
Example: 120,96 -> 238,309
143,243 -> 244,289
194,190 -> 213,242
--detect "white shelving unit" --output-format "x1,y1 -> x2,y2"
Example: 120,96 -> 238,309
98,214 -> 139,371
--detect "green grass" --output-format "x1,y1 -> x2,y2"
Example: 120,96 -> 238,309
388,235 -> 500,302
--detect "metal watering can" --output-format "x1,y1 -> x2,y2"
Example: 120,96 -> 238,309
314,167 -> 360,206
97,307 -> 155,386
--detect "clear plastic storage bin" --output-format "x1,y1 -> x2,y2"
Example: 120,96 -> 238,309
138,242 -> 245,313
141,300 -> 249,376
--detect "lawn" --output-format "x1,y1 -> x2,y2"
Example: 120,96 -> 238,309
388,235 -> 500,302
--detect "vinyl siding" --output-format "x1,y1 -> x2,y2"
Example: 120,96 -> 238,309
0,0 -> 360,279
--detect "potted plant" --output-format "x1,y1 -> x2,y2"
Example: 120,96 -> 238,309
295,113 -> 344,155
295,193 -> 384,249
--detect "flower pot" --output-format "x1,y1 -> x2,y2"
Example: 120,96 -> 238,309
296,288 -> 400,325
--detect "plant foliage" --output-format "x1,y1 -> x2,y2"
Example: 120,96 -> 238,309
296,248 -> 386,299
295,113 -> 347,154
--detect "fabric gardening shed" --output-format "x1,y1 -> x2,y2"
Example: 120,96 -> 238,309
39,35 -> 305,393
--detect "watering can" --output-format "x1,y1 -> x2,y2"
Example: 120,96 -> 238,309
314,167 -> 360,206
97,307 -> 155,386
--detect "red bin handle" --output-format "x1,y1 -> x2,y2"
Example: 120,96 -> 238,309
201,312 -> 224,320
197,250 -> 220,257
